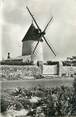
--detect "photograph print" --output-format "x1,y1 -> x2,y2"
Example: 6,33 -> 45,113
0,0 -> 76,117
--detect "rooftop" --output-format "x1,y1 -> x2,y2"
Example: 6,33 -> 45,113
22,23 -> 43,42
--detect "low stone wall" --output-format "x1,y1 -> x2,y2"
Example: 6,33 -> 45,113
0,64 -> 76,80
61,66 -> 76,77
43,65 -> 58,75
0,65 -> 41,80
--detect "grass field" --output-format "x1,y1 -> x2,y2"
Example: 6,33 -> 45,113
1,77 -> 74,90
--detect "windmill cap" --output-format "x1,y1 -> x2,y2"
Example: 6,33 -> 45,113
22,23 -> 43,42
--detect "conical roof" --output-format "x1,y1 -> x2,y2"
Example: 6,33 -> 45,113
22,23 -> 43,42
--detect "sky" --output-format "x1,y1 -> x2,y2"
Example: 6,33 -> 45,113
1,0 -> 76,61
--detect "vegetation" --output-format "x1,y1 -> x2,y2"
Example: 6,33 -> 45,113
1,81 -> 76,117
0,60 -> 34,65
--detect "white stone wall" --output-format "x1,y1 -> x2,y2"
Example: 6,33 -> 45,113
0,65 -> 41,80
60,66 -> 76,77
43,65 -> 58,75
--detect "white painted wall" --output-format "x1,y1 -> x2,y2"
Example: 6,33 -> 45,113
43,65 -> 58,75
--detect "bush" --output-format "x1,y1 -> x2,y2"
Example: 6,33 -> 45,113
34,75 -> 44,79
2,85 -> 76,116
73,78 -> 76,93
0,96 -> 9,112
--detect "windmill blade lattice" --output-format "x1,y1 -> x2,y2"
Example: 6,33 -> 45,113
26,6 -> 56,56
33,41 -> 39,54
26,6 -> 41,32
43,17 -> 53,33
43,36 -> 56,56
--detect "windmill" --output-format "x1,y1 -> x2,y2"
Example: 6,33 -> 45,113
22,6 -> 56,63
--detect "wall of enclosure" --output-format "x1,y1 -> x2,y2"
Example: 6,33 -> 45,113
0,65 -> 41,80
61,66 -> 76,77
0,63 -> 76,80
43,64 -> 59,75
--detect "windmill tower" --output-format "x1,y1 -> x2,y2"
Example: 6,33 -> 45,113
22,23 -> 43,63
22,6 -> 56,64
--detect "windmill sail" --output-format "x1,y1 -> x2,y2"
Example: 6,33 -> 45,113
26,6 -> 56,56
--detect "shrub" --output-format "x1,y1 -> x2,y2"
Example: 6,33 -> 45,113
73,78 -> 76,93
0,96 -> 9,113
